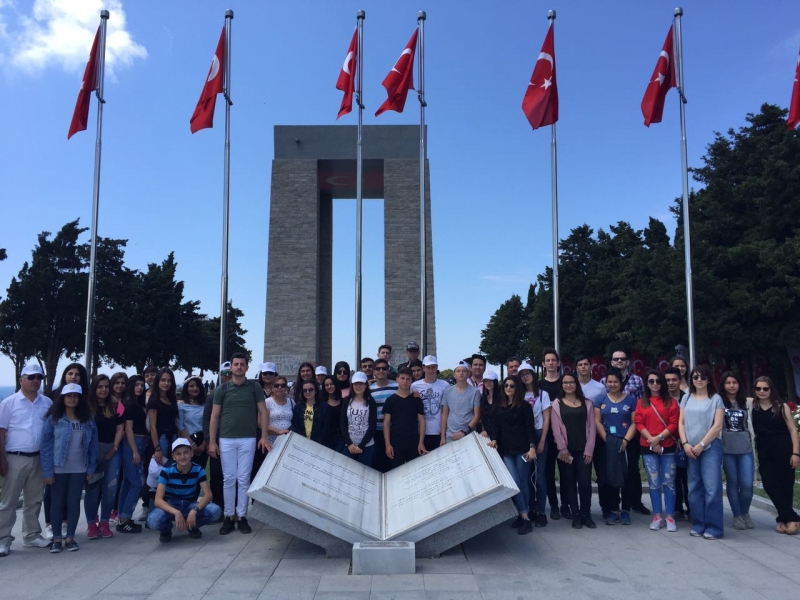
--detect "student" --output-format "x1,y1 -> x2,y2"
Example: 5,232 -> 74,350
479,371 -> 501,439
146,438 -> 222,542
292,362 -> 315,403
488,376 -> 536,535
292,380 -> 330,446
440,361 -> 481,445
334,361 -> 352,401
538,348 -> 566,520
409,359 -> 424,382
117,376 -> 147,534
411,356 -> 450,451
519,363 -> 551,527
360,358 -> 376,384
370,358 -> 399,472
377,345 -> 398,380
178,376 -> 208,468
341,372 -> 378,466
550,374 -> 596,529
315,366 -> 328,387
679,365 -> 725,539
718,372 -> 755,530
257,362 -> 278,398
322,376 -> 343,452
84,375 -> 124,540
109,372 -> 128,407
634,370 -> 679,532
751,376 -> 800,534
665,366 -> 690,520
265,376 -> 294,446
575,355 -> 605,403
148,368 -> 180,464
383,367 -> 426,468
143,366 -> 159,401
41,383 -> 98,553
670,356 -> 690,392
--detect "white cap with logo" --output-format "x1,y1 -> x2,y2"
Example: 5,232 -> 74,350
61,383 -> 82,395
21,363 -> 44,376
351,371 -> 369,384
315,366 -> 328,376
261,362 -> 278,374
422,355 -> 438,366
172,438 -> 192,452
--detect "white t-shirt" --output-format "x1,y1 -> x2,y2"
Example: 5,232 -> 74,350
524,391 -> 551,430
580,379 -> 606,403
347,400 -> 373,447
410,379 -> 449,436
265,396 -> 294,444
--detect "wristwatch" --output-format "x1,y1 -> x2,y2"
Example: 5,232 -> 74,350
699,441 -> 706,449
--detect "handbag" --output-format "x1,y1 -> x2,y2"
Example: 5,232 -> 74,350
649,402 -> 687,468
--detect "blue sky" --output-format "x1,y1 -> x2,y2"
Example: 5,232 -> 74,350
1,0 -> 798,385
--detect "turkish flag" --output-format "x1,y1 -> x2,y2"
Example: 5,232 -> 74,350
522,22 -> 558,130
190,27 -> 226,134
336,29 -> 358,119
375,29 -> 418,117
788,48 -> 800,130
67,25 -> 100,140
641,25 -> 676,127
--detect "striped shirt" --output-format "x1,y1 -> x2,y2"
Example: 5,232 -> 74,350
370,381 -> 399,431
158,462 -> 206,501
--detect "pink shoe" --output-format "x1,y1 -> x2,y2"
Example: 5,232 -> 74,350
109,509 -> 118,524
98,522 -> 114,538
87,523 -> 100,540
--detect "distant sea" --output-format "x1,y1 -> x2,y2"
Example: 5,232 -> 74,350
0,386 -> 15,401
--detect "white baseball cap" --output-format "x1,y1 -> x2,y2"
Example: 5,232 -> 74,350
61,383 -> 82,395
482,370 -> 498,381
315,366 -> 328,376
351,371 -> 368,384
454,361 -> 471,372
172,438 -> 192,452
21,363 -> 44,377
220,361 -> 232,371
422,355 -> 438,366
261,362 -> 278,374
518,363 -> 535,373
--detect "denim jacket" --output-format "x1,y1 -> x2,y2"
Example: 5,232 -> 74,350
41,415 -> 98,479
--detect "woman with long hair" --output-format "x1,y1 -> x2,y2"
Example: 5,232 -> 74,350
550,373 -> 597,529
751,376 -> 800,534
488,375 -> 536,535
479,371 -> 501,438
292,379 -> 330,445
670,357 -> 690,392
679,365 -> 725,539
322,376 -> 344,452
341,372 -> 377,466
178,376 -> 208,468
83,375 -> 124,540
292,362 -> 315,403
334,361 -> 352,401
109,372 -> 128,408
718,371 -> 755,530
147,368 -> 179,463
594,367 -> 639,526
266,376 -> 294,446
256,363 -> 277,398
634,369 -> 679,532
518,363 -> 551,527
41,383 -> 98,552
116,375 -> 147,534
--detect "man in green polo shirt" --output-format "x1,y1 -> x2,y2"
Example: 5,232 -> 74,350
208,353 -> 270,535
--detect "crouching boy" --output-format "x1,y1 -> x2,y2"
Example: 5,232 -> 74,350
146,438 -> 222,542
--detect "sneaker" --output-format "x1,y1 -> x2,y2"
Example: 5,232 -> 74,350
733,516 -> 746,530
219,517 -> 235,535
65,540 -> 79,552
98,522 -> 114,538
581,516 -> 597,529
690,529 -> 703,537
136,506 -> 149,522
510,516 -> 524,529
44,524 -> 54,540
0,544 -> 10,557
666,517 -> 677,532
703,532 -> 718,540
605,512 -> 620,526
675,509 -> 686,521
571,518 -> 582,529
620,511 -> 632,525
561,506 -> 573,519
743,514 -> 755,529
159,532 -> 172,543
109,509 -> 118,524
86,523 -> 99,540
23,535 -> 51,548
632,504 -> 652,516
550,507 -> 561,520
518,519 -> 533,535
650,516 -> 664,531
535,513 -> 548,528
49,541 -> 62,554
237,517 -> 252,534
188,527 -> 202,539
61,523 -> 68,538
116,521 -> 142,534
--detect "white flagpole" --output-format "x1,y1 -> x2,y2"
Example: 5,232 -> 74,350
548,9 -> 560,355
418,11 -> 427,355
219,9 -> 233,368
355,10 -> 365,364
673,7 -> 695,367
83,10 -> 109,374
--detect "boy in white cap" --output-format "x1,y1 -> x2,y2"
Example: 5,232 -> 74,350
410,356 -> 450,452
440,361 -> 481,445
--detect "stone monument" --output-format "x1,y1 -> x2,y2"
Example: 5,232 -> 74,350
248,432 -> 519,558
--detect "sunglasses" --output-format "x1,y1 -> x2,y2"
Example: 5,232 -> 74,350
25,375 -> 44,381
273,383 -> 287,389
692,374 -> 708,381
220,370 -> 232,376
647,379 -> 661,385
337,369 -> 349,375
611,357 -> 627,362
374,366 -> 388,372
755,386 -> 770,392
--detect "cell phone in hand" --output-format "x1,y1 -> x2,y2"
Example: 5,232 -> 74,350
521,454 -> 529,462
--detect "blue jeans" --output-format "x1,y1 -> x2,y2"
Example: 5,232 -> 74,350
503,453 -> 531,514
342,444 -> 375,467
528,430 -> 548,514
119,436 -> 147,520
642,452 -> 677,516
146,498 -> 222,533
688,439 -> 724,537
84,450 -> 121,523
50,472 -> 85,540
723,451 -> 754,517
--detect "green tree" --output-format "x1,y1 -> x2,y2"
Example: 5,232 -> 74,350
480,294 -> 526,375
206,301 -> 251,367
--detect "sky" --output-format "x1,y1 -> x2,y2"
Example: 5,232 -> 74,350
1,0 -> 799,385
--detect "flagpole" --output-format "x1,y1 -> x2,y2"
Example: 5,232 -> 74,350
418,11 -> 427,355
673,7 -> 695,367
355,10 -> 365,365
83,10 -> 109,374
219,9 -> 233,369
547,9 -> 560,356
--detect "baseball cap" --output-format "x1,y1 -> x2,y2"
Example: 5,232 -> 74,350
454,361 -> 471,372
315,366 -> 328,376
261,362 -> 278,374
422,355 -> 438,366
518,363 -> 535,373
220,361 -> 232,372
61,382 -> 82,395
482,370 -> 498,381
407,342 -> 420,351
21,363 -> 44,377
172,438 -> 192,452
351,371 -> 368,384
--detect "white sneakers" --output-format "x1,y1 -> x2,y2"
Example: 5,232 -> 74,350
650,516 -> 664,531
23,535 -> 51,548
44,524 -> 53,540
0,543 -> 9,557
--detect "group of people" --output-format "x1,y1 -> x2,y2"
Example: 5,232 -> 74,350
0,343 -> 798,557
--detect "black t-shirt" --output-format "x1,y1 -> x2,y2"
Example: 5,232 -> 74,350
383,393 -> 424,440
95,410 -> 123,444
124,401 -> 148,436
537,377 -> 562,400
154,399 -> 179,436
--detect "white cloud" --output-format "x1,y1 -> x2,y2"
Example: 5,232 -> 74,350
0,0 -> 146,76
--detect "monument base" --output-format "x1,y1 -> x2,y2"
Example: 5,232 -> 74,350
353,541 -> 415,575
249,497 -> 517,559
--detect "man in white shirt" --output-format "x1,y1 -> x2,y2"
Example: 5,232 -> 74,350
411,356 -> 450,452
575,355 -> 605,403
0,363 -> 53,556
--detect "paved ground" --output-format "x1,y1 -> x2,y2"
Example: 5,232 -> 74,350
1,494 -> 798,600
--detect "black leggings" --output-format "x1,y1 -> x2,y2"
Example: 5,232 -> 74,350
758,439 -> 800,524
546,435 -> 567,510
559,451 -> 593,518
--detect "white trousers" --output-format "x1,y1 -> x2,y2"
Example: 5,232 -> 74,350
219,437 -> 256,517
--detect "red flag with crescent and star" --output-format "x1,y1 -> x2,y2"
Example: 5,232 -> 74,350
375,29 -> 418,117
68,25 -> 100,140
190,26 -> 225,134
788,47 -> 800,130
641,25 -> 676,127
336,29 -> 358,119
522,21 -> 558,130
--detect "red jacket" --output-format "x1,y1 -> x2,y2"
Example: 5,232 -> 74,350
633,397 -> 679,448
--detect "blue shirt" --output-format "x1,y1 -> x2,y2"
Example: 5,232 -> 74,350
158,461 -> 206,501
596,393 -> 637,438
